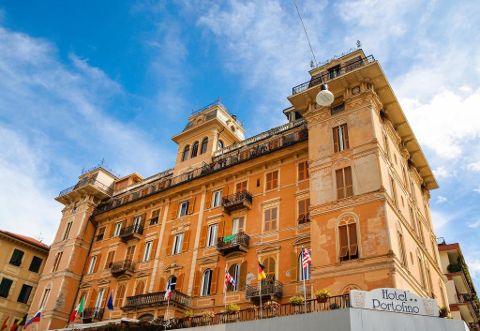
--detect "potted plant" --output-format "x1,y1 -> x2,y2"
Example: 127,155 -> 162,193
289,295 -> 305,306
202,310 -> 215,318
439,306 -> 449,318
184,310 -> 194,318
315,289 -> 332,303
225,303 -> 240,315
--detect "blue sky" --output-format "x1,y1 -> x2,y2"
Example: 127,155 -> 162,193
0,1 -> 479,287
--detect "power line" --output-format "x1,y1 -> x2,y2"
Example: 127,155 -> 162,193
292,0 -> 318,67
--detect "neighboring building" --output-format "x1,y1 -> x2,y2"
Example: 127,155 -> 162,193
438,238 -> 480,330
29,49 -> 448,330
0,230 -> 49,328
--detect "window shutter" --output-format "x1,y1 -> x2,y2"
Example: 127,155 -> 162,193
88,288 -> 97,308
343,124 -> 350,149
93,254 -> 102,273
266,173 -> 272,191
188,197 -> 196,215
345,167 -> 353,197
159,277 -> 166,292
218,220 -> 225,237
176,273 -> 185,292
290,251 -> 298,281
105,251 -> 115,270
239,261 -> 247,291
166,235 -> 173,256
225,218 -> 232,236
170,203 -> 179,219
333,126 -> 340,152
122,219 -> 127,229
336,169 -> 345,199
205,191 -> 212,209
182,231 -> 190,252
339,225 -> 349,258
273,171 -> 278,188
151,239 -> 158,260
109,224 -> 115,238
193,271 -> 201,296
101,288 -> 109,307
210,267 -> 219,295
348,223 -> 358,255
199,225 -> 208,248
137,242 -> 145,261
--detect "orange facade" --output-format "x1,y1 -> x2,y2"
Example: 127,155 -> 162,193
29,49 -> 448,330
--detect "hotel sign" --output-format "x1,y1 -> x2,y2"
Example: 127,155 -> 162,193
350,288 -> 438,317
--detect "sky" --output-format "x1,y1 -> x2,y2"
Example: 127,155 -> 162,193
0,0 -> 479,288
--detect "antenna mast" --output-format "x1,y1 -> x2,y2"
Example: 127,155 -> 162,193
292,0 -> 318,68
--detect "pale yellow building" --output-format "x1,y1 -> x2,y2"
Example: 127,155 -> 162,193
0,230 -> 49,328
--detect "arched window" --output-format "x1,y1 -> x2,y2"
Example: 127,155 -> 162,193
200,137 -> 208,154
217,139 -> 224,150
191,141 -> 199,158
338,216 -> 358,261
167,276 -> 177,290
262,257 -> 276,281
227,264 -> 240,292
135,280 -> 145,295
201,269 -> 213,296
114,284 -> 126,308
298,253 -> 310,281
182,145 -> 190,161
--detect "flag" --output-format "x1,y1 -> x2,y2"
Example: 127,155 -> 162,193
1,317 -> 8,331
302,248 -> 312,269
24,311 -> 41,328
107,292 -> 114,311
9,316 -> 23,331
225,268 -> 235,287
18,314 -> 27,326
164,283 -> 173,301
69,297 -> 85,322
258,262 -> 266,281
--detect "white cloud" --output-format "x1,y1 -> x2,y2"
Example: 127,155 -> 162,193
475,187 -> 480,194
435,196 -> 448,204
430,209 -> 454,231
433,166 -> 451,179
467,161 -> 480,172
468,220 -> 480,229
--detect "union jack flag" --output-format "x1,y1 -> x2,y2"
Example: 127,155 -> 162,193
225,268 -> 235,286
302,248 -> 312,270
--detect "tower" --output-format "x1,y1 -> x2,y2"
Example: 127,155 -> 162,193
27,167 -> 116,330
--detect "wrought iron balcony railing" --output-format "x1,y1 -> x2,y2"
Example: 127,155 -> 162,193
119,224 -> 144,241
58,177 -> 113,197
110,260 -> 135,277
246,280 -> 283,302
122,290 -> 192,311
298,214 -> 310,225
216,232 -> 250,256
291,55 -> 375,95
82,307 -> 104,321
222,191 -> 253,213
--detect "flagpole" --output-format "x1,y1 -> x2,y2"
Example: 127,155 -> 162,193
302,247 -> 307,314
164,298 -> 170,331
258,258 -> 263,320
224,267 -> 227,324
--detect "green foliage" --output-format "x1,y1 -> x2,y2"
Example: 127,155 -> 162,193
289,295 -> 305,305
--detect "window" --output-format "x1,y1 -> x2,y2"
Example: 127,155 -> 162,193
95,288 -> 105,309
298,199 -> 310,224
265,170 -> 279,191
0,278 -> 13,298
333,124 -> 349,152
172,233 -> 184,255
390,175 -> 398,207
383,133 -> 390,159
150,210 -> 160,225
126,246 -> 135,261
39,288 -> 50,309
179,201 -> 189,217
398,230 -> 408,267
87,255 -> 97,274
328,65 -> 340,79
232,217 -> 245,234
96,227 -> 105,241
262,257 -> 276,281
29,256 -> 43,273
338,217 -> 358,261
200,137 -> 208,154
191,141 -> 199,158
17,284 -> 33,304
9,249 -> 24,266
217,140 -> 224,150
298,253 -> 310,280
264,207 -> 278,232
417,218 -> 424,244
167,276 -> 177,290
63,221 -> 72,240
227,264 -> 240,291
212,190 -> 222,208
336,166 -> 353,199
135,280 -> 145,295
113,222 -> 122,236
105,251 -> 115,269
181,145 -> 190,161
298,161 -> 309,181
417,255 -> 426,288
133,215 -> 143,229
52,251 -> 63,272
115,284 -> 126,308
143,241 -> 153,261
236,181 -> 247,193
201,269 -> 213,296
207,224 -> 218,247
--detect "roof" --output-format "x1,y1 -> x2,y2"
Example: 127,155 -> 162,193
0,230 -> 50,251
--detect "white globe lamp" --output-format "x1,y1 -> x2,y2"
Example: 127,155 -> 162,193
315,83 -> 334,106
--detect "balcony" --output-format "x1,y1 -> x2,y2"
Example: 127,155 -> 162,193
122,290 -> 192,312
298,214 -> 310,225
246,280 -> 283,303
82,307 -> 104,322
291,55 -> 375,95
222,191 -> 253,214
110,260 -> 135,277
216,232 -> 250,256
119,225 -> 144,242
56,177 -> 113,205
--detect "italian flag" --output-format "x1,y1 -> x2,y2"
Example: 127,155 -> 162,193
69,297 -> 85,322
